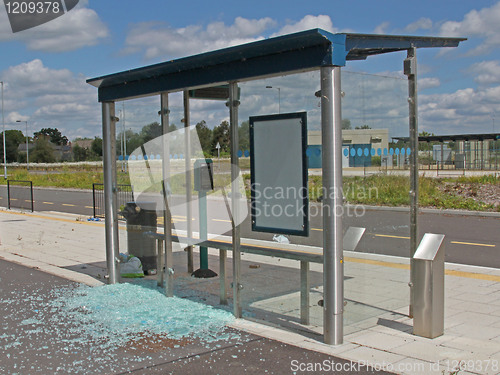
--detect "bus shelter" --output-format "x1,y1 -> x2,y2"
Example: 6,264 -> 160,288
394,133 -> 500,172
87,29 -> 464,345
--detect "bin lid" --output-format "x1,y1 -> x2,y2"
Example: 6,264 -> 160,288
414,233 -> 445,261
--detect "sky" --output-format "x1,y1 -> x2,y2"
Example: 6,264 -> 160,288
1,0 -> 500,141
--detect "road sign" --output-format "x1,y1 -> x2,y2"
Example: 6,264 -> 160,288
216,142 -> 221,160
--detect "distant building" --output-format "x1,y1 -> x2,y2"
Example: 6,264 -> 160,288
72,139 -> 93,149
53,143 -> 72,161
16,143 -> 35,153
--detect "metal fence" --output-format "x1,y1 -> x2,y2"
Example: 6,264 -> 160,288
92,183 -> 134,218
7,180 -> 33,212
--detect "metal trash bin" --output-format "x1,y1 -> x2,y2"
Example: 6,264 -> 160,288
122,202 -> 157,274
412,233 -> 445,338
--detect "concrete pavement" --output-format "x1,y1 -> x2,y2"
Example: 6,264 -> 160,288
1,207 -> 500,374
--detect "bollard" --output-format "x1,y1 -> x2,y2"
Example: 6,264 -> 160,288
412,233 -> 445,338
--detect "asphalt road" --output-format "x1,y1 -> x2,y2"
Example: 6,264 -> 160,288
0,185 -> 498,268
0,258 -> 394,374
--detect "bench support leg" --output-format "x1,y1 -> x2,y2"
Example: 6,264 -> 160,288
220,249 -> 228,305
300,260 -> 310,325
157,239 -> 164,287
165,240 -> 174,297
187,246 -> 194,274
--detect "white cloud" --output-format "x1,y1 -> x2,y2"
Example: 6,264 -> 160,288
419,77 -> 440,90
6,59 -> 75,97
123,15 -> 340,61
6,111 -> 29,124
1,59 -> 100,140
470,60 -> 500,86
405,18 -> 433,33
0,0 -> 108,52
273,15 -> 337,36
373,22 -> 390,35
420,85 -> 500,133
123,16 -> 275,60
439,2 -> 500,55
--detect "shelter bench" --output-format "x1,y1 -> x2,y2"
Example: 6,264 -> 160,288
145,227 -> 365,325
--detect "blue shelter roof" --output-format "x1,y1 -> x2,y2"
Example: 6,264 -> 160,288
87,29 -> 465,102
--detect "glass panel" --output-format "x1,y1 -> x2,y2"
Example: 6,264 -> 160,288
116,95 -> 160,274
341,70 -> 411,335
238,71 -> 324,337
123,92 -> 247,309
235,69 -> 412,338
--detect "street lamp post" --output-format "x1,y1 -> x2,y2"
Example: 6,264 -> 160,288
16,120 -> 29,170
266,85 -> 281,114
1,81 -> 6,179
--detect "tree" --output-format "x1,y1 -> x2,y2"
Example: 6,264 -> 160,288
239,121 -> 250,152
0,130 -> 25,162
195,120 -> 213,155
355,125 -> 371,129
212,121 -> 230,154
0,136 -> 18,162
34,128 -> 68,146
31,136 -> 55,163
73,144 -> 90,161
140,122 -> 162,143
125,131 -> 142,155
6,129 -> 25,146
342,119 -> 352,130
91,137 -> 103,157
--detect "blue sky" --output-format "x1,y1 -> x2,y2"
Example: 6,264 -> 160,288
1,0 -> 500,140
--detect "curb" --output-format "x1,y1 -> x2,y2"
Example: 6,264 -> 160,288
0,252 -> 105,287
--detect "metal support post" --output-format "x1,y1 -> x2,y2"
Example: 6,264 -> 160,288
229,82 -> 242,318
428,144 -> 431,170
405,47 -> 419,317
156,238 -> 164,287
300,260 -> 310,325
199,189 -> 208,270
440,143 -> 444,171
465,142 -> 468,171
159,92 -> 174,297
321,66 -> 344,345
26,121 -> 29,171
7,180 -> 10,209
496,141 -> 498,171
480,140 -> 484,170
160,92 -> 174,296
220,249 -> 228,305
1,82 -> 6,180
183,90 -> 194,274
102,101 -> 120,284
